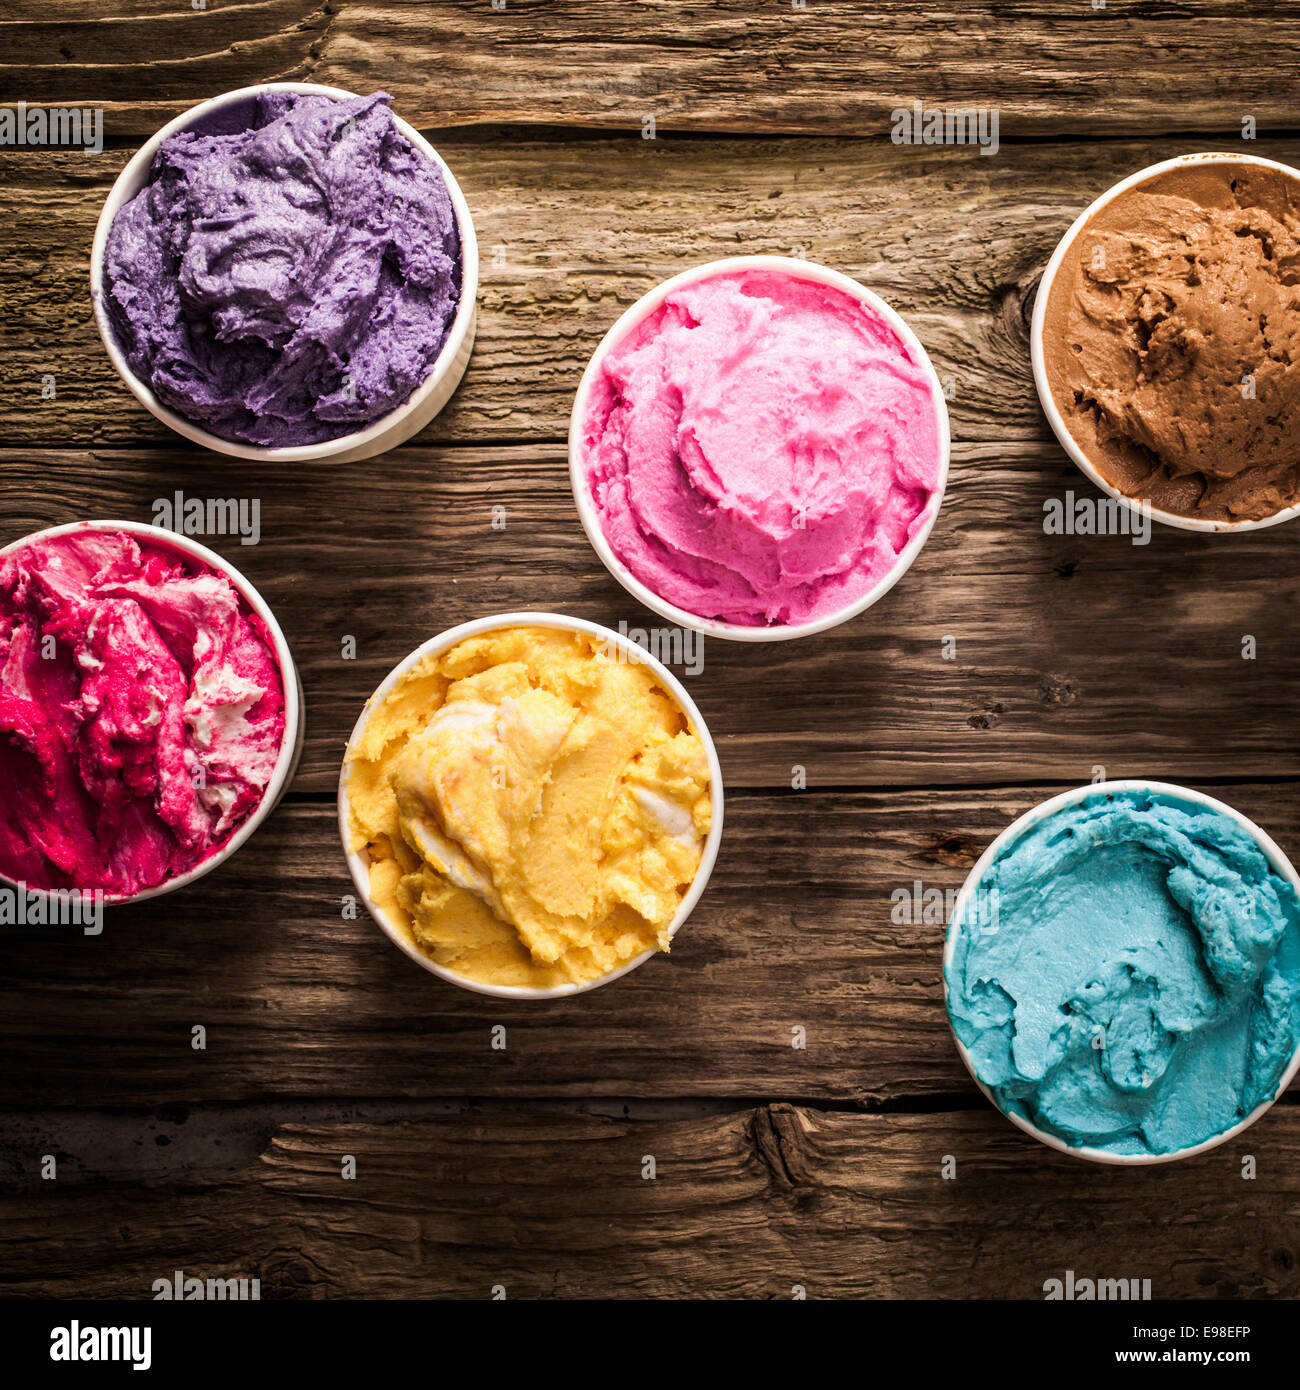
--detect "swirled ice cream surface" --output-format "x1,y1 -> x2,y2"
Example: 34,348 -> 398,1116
103,91 -> 461,447
579,268 -> 943,626
0,529 -> 286,897
946,788 -> 1300,1156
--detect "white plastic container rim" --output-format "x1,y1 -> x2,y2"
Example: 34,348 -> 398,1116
942,778 -> 1300,1165
1030,151 -> 1300,534
568,254 -> 952,642
0,519 -> 304,907
90,82 -> 479,464
338,611 -> 726,999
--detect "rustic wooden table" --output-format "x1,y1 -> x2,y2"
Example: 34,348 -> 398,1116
3,1 -> 1300,1300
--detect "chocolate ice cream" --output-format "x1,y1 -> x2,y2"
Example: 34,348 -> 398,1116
1041,159 -> 1300,523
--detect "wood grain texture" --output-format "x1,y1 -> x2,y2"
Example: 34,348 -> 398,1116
5,1 -> 1300,1303
5,1 -> 1300,138
0,792 -> 984,1107
3,1104 -> 1298,1298
2,785 -> 1297,1109
4,440 -> 1299,794
7,135 -> 1300,449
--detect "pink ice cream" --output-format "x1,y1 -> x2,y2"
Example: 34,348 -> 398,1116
579,268 -> 944,627
0,528 -> 287,897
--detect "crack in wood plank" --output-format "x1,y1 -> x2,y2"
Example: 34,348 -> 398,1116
5,2 -> 1300,138
1,790 -> 1297,1109
5,135 -> 1299,451
3,438 -> 1299,793
2,1106 -> 1297,1297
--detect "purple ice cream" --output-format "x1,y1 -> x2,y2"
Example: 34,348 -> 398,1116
103,91 -> 462,448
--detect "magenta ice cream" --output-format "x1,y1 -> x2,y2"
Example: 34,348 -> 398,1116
577,265 -> 944,627
102,90 -> 461,448
0,529 -> 287,897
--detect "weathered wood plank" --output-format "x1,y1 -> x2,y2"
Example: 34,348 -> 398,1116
3,439 -> 1299,794
4,0 -> 1299,1305
0,792 -> 978,1107
2,786 -> 1299,1108
1,0 -> 330,100
6,135 -> 1300,449
2,1104 -> 1297,1298
4,1 -> 1300,138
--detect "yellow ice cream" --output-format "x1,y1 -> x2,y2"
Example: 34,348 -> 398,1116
345,626 -> 713,989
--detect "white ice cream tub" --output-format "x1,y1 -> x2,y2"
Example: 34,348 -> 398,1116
569,254 -> 950,642
943,779 -> 1300,1165
1031,152 -> 1300,534
338,611 -> 724,1000
0,519 -> 304,908
91,82 -> 478,465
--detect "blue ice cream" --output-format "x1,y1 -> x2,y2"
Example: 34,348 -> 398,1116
945,787 -> 1300,1157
